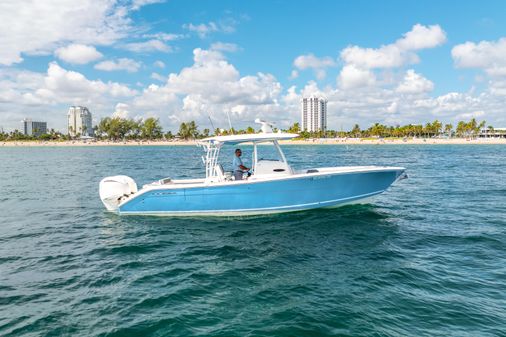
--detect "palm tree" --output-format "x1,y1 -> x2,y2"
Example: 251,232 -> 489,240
351,124 -> 361,138
456,121 -> 466,138
444,124 -> 453,138
178,121 -> 199,140
97,117 -> 111,139
487,125 -> 495,138
287,123 -> 300,134
188,121 -> 199,138
477,120 -> 486,138
164,131 -> 174,140
141,117 -> 163,139
178,122 -> 188,139
432,120 -> 442,138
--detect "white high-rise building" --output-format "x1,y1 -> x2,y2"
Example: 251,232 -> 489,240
68,106 -> 93,137
301,96 -> 327,132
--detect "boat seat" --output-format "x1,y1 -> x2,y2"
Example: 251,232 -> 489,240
215,164 -> 233,181
215,164 -> 225,180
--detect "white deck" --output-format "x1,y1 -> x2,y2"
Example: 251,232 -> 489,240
140,165 -> 403,191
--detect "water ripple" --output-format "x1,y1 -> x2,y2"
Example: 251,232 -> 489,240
1,145 -> 505,336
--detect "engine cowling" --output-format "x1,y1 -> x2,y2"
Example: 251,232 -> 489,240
99,175 -> 138,211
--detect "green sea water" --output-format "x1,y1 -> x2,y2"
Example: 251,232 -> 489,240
1,145 -> 505,336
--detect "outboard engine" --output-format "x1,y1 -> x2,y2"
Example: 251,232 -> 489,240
99,175 -> 138,211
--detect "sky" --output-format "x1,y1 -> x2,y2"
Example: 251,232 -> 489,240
1,0 -> 506,132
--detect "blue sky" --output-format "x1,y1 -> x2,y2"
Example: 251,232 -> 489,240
1,0 -> 506,132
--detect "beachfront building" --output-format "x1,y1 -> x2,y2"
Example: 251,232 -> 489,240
479,127 -> 506,138
301,96 -> 327,132
22,118 -> 47,137
68,106 -> 93,137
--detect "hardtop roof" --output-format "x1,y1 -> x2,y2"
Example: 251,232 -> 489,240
200,132 -> 298,145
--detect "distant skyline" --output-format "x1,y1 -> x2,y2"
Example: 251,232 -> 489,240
1,0 -> 506,132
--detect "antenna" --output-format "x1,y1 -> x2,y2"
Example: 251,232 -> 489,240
207,113 -> 215,132
226,111 -> 233,134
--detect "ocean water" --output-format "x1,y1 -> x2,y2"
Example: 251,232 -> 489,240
1,144 -> 505,336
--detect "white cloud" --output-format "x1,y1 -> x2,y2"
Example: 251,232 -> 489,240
95,58 -> 141,72
396,69 -> 434,94
335,24 -> 443,99
4,24 -> 506,134
210,42 -> 240,52
132,83 -> 178,113
341,24 -> 446,69
154,60 -> 165,68
130,48 -> 283,126
396,24 -> 447,50
451,37 -> 506,101
457,110 -> 485,120
415,92 -> 476,113
42,62 -> 137,101
124,39 -> 173,53
452,38 -> 506,76
112,103 -> 130,118
488,79 -> 506,96
131,0 -> 164,10
183,20 -> 237,38
54,44 -> 103,64
386,101 -> 399,114
283,72 -> 506,130
338,65 -> 376,89
143,32 -> 185,41
183,22 -> 219,38
341,44 -> 410,69
165,48 -> 281,106
150,72 -> 166,81
0,63 -> 137,130
293,54 -> 336,79
0,0 -> 133,65
294,54 -> 336,70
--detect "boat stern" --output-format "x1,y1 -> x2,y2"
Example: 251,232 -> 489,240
99,175 -> 138,211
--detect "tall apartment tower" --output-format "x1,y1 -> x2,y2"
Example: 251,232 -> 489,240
301,96 -> 327,132
68,106 -> 93,137
22,118 -> 47,137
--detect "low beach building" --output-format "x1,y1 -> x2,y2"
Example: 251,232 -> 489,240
22,118 -> 47,137
479,127 -> 506,138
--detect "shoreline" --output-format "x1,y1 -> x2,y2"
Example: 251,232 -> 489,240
2,137 -> 506,147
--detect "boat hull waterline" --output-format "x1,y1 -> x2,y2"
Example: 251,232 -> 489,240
112,167 -> 405,216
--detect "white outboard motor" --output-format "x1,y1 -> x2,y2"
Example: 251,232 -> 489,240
99,175 -> 138,211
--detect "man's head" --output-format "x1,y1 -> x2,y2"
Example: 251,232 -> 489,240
235,148 -> 242,157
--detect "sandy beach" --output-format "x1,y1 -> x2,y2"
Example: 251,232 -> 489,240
2,137 -> 506,147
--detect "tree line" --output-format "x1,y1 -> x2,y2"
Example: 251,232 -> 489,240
0,117 -> 493,141
95,118 -> 250,140
295,118 -> 489,139
0,128 -> 68,141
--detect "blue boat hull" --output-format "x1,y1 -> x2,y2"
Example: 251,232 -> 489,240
118,168 -> 404,216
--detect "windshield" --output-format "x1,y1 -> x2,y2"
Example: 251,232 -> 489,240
255,142 -> 283,161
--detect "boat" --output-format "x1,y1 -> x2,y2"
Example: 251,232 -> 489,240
99,120 -> 406,216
